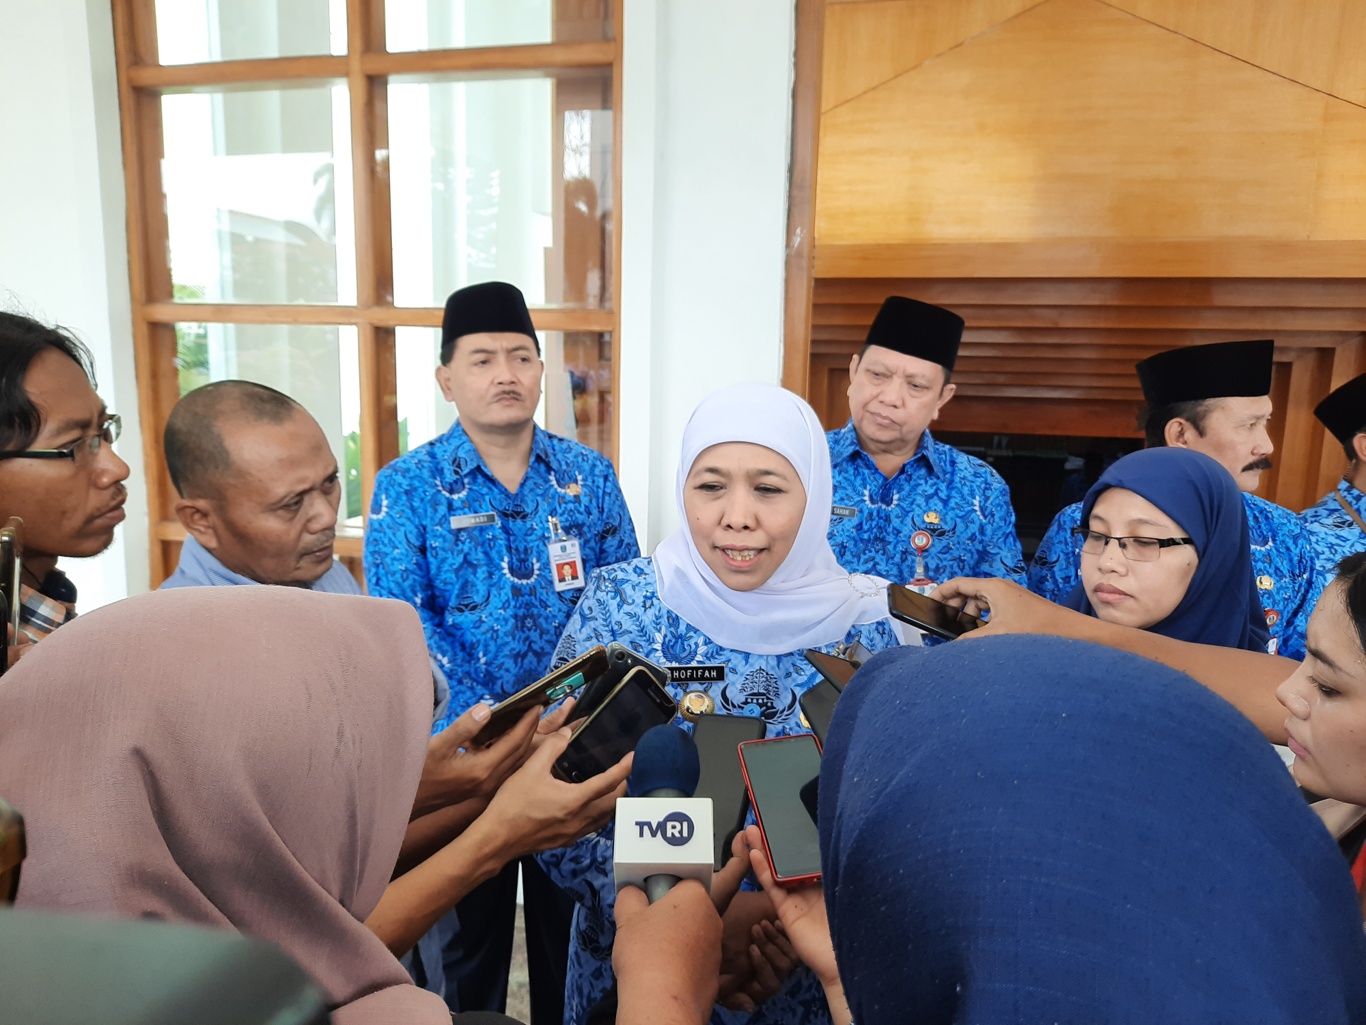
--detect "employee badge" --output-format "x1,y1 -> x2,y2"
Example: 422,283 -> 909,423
547,516 -> 585,593
908,529 -> 936,595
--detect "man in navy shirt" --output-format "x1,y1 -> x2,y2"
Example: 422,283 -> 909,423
827,296 -> 1026,589
365,282 -> 638,1023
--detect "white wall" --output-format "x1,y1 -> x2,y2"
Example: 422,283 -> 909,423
0,0 -> 797,600
618,0 -> 797,550
0,0 -> 148,609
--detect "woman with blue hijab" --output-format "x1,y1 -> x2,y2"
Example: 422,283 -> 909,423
1061,447 -> 1271,652
743,636 -> 1366,1025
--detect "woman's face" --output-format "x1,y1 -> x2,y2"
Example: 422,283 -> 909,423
1079,487 -> 1199,630
1277,583 -> 1366,803
683,442 -> 807,592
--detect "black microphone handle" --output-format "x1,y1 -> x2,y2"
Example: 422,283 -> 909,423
644,873 -> 682,904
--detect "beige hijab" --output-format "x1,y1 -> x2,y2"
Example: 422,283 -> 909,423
0,585 -> 449,1024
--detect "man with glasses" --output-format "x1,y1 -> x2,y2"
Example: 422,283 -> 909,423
0,312 -> 128,658
1028,339 -> 1317,659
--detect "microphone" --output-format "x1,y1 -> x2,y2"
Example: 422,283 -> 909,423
613,725 -> 714,903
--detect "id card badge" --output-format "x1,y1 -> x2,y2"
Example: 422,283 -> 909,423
548,516 -> 585,592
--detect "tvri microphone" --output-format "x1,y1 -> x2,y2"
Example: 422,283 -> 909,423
612,724 -> 714,903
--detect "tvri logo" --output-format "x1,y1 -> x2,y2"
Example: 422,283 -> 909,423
634,811 -> 694,847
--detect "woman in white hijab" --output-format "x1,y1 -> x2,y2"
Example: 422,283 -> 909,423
539,383 -> 903,1025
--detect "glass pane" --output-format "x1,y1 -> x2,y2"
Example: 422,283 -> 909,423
386,0 -> 611,52
174,322 -> 364,527
155,0 -> 346,65
389,69 -> 613,309
163,87 -> 357,305
396,328 -> 611,457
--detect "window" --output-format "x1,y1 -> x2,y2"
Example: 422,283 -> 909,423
114,0 -> 621,583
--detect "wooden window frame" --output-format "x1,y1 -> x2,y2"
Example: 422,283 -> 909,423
111,0 -> 624,584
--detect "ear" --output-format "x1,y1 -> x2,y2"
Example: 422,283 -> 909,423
435,362 -> 457,403
174,498 -> 220,551
1164,418 -> 1193,449
932,381 -> 957,420
847,352 -> 860,383
1353,432 -> 1366,464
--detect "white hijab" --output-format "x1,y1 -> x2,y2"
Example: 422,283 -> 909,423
653,383 -> 893,655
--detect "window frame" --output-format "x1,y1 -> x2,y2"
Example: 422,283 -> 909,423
111,0 -> 624,583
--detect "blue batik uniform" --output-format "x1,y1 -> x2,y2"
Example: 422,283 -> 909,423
826,422 -> 1026,585
1028,493 -> 1317,659
365,421 -> 639,731
538,556 -> 903,1025
1302,480 -> 1366,594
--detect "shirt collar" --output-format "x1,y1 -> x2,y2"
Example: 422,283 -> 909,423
837,419 -> 941,476
441,420 -> 552,479
1340,478 -> 1366,516
175,534 -> 264,588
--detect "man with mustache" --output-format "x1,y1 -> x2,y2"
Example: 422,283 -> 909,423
159,380 -> 360,594
0,312 -> 129,660
365,281 -> 638,1023
1029,339 -> 1317,659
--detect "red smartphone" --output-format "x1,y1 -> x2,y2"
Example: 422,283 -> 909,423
738,734 -> 823,887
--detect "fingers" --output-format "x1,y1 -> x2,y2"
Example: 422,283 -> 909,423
613,883 -> 648,925
755,919 -> 797,974
747,939 -> 783,996
539,695 -> 576,734
434,701 -> 494,749
581,750 -> 633,800
710,844 -> 749,914
928,576 -> 988,605
743,825 -> 781,901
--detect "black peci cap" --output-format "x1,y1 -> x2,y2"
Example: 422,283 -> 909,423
440,282 -> 539,363
863,296 -> 965,371
1135,339 -> 1274,409
1315,372 -> 1366,446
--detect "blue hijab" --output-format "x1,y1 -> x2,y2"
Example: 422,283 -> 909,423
1060,447 -> 1270,652
820,638 -> 1366,1025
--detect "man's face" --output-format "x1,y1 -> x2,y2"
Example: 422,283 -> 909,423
435,332 -> 543,434
0,349 -> 129,561
847,347 -> 956,454
1177,395 -> 1275,492
187,410 -> 341,586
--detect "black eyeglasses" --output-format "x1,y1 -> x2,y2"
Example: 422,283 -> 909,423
0,414 -> 121,464
1072,526 -> 1194,563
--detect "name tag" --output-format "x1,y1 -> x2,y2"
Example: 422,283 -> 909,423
667,664 -> 727,683
831,505 -> 858,519
450,512 -> 497,530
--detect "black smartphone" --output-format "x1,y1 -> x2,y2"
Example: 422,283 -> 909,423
573,642 -> 672,723
803,649 -> 859,689
799,681 -> 842,747
553,667 -> 677,782
887,583 -> 985,640
691,713 -> 767,870
739,734 -> 824,887
472,645 -> 611,746
0,796 -> 24,904
1,518 -> 21,675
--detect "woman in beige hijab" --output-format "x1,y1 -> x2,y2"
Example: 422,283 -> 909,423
0,585 -> 453,1024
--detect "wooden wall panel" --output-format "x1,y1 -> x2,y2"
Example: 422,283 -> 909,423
816,0 -> 1366,246
1107,0 -> 1366,106
821,0 -> 1040,111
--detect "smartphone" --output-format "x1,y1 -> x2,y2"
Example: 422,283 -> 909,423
691,713 -> 767,869
803,649 -> 859,690
887,583 -> 985,640
553,667 -> 677,782
738,734 -> 824,887
471,645 -> 611,746
799,681 -> 842,747
572,642 -> 672,724
1,518 -> 21,675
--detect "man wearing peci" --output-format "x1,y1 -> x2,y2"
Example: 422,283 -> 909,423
0,313 -> 129,660
1029,339 -> 1317,659
1302,373 -> 1366,591
826,296 -> 1027,591
365,282 -> 639,1024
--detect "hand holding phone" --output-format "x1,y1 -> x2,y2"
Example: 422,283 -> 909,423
738,735 -> 823,888
471,646 -> 610,747
554,667 -> 677,783
887,583 -> 985,640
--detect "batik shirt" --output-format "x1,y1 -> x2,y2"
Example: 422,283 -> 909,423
826,422 -> 1026,585
537,556 -> 903,1025
365,421 -> 639,731
1302,480 -> 1366,596
1028,493 -> 1318,659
